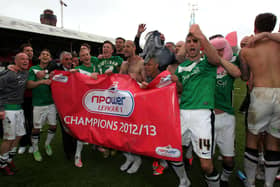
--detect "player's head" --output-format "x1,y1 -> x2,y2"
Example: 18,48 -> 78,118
20,43 -> 33,60
80,43 -> 91,52
79,48 -> 91,65
175,41 -> 185,55
254,13 -> 277,34
72,51 -> 79,68
185,33 -> 201,59
144,56 -> 159,77
102,40 -> 114,57
240,36 -> 251,48
39,49 -> 51,65
209,34 -> 224,40
15,52 -> 29,70
115,37 -> 125,52
123,40 -> 135,58
165,42 -> 176,53
210,37 -> 233,61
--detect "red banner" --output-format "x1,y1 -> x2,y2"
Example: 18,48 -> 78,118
51,71 -> 182,161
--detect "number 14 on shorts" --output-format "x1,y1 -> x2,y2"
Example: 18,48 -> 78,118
199,138 -> 210,151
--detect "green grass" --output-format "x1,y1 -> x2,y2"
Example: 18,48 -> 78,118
1,79 -> 280,187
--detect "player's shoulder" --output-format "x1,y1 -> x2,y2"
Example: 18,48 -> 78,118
113,55 -> 123,61
239,47 -> 250,56
91,56 -> 99,62
0,69 -> 15,80
137,57 -> 144,65
29,64 -> 40,70
74,65 -> 81,69
122,60 -> 129,65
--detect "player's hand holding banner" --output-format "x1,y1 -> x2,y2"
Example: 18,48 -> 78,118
51,71 -> 182,161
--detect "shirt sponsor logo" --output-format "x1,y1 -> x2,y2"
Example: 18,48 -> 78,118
52,74 -> 68,83
156,74 -> 172,88
79,69 -> 92,76
155,145 -> 181,158
178,62 -> 197,73
83,82 -> 134,117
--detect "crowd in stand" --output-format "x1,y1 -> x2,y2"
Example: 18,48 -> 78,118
1,12 -> 280,187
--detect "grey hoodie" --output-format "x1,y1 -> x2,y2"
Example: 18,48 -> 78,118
0,70 -> 29,111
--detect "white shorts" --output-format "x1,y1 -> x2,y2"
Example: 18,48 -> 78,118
3,110 -> 26,140
248,87 -> 280,138
180,109 -> 215,159
33,104 -> 57,129
214,112 -> 235,157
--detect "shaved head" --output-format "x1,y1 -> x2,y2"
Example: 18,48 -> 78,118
125,40 -> 135,47
240,36 -> 251,48
15,52 -> 29,70
124,40 -> 136,58
15,52 -> 28,61
175,41 -> 185,54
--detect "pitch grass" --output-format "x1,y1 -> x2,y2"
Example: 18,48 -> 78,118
1,79 -> 280,187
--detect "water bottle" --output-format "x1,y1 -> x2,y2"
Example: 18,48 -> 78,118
237,170 -> 247,181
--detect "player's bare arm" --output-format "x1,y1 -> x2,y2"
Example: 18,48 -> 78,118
220,58 -> 241,78
239,49 -> 250,81
248,32 -> 280,47
189,24 -> 220,65
139,60 -> 146,82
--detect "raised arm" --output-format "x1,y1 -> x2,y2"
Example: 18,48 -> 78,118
134,24 -> 146,55
189,24 -> 220,65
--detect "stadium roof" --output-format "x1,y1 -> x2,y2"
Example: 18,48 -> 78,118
0,15 -> 114,43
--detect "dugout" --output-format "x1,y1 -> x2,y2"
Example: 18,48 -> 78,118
0,15 -> 114,67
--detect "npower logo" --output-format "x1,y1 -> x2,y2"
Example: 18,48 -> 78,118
83,87 -> 135,117
155,145 -> 181,158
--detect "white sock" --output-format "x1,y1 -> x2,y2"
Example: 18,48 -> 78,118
120,152 -> 133,171
31,134 -> 40,152
220,163 -> 233,182
45,129 -> 55,146
170,161 -> 191,187
264,151 -> 280,187
185,145 -> 193,159
244,148 -> 258,186
7,147 -> 17,163
75,140 -> 84,158
205,170 -> 220,187
127,155 -> 142,174
264,166 -> 278,187
0,153 -> 9,168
